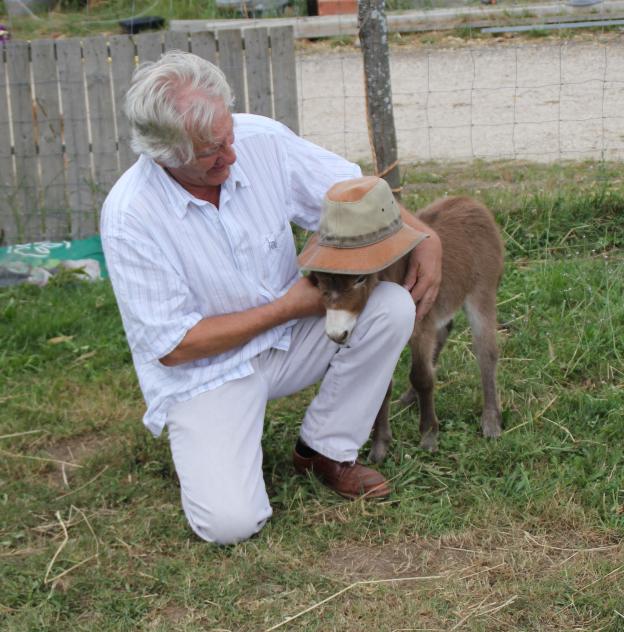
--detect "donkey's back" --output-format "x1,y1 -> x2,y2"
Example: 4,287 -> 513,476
414,196 -> 503,326
381,197 -> 503,317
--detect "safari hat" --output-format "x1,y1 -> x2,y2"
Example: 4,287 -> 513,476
298,176 -> 428,275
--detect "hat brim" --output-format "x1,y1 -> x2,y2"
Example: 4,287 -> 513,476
298,224 -> 429,275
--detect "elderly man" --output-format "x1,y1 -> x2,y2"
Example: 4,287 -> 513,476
101,51 -> 442,545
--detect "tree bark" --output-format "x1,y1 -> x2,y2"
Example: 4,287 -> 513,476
358,0 -> 401,195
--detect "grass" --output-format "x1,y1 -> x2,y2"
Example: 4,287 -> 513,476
1,0 -> 223,40
0,0 -> 309,40
1,159 -> 624,630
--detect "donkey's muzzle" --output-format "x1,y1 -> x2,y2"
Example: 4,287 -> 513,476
325,309 -> 357,345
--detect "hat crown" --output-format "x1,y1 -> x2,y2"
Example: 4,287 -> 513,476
320,176 -> 401,248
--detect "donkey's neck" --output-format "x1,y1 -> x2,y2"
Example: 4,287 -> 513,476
379,252 -> 410,284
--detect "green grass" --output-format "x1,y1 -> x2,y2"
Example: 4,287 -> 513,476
0,0 -> 271,40
2,0 -> 222,40
1,160 -> 623,630
0,0 -> 309,40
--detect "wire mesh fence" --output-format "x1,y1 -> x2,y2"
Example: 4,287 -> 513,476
297,37 -> 624,165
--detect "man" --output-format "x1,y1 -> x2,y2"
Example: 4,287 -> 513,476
101,51 -> 442,545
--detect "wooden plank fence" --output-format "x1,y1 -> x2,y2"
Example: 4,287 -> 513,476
0,25 -> 298,246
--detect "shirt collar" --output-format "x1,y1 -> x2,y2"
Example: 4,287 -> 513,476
228,160 -> 250,191
148,155 -> 250,219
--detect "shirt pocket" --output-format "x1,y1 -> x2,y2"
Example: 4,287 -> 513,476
258,223 -> 296,293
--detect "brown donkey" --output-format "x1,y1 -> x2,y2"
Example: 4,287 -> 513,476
312,196 -> 504,462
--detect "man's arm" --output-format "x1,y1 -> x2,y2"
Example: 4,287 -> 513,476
160,277 -> 324,366
400,206 -> 443,321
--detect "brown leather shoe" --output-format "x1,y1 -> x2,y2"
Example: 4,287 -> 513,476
293,448 -> 391,499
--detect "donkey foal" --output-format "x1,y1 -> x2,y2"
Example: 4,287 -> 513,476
312,196 -> 504,462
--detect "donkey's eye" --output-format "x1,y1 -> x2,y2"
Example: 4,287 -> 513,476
354,275 -> 367,286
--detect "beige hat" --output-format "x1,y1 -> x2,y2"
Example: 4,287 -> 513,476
298,176 -> 428,275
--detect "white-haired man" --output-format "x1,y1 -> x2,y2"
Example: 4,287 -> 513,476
101,51 -> 442,545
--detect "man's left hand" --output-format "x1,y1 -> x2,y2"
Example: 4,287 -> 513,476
402,229 -> 442,321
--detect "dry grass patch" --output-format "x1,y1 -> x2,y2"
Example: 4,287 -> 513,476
305,525 -> 624,631
42,433 -> 113,491
323,526 -> 622,582
145,604 -> 194,629
297,28 -> 624,56
50,371 -> 144,427
45,433 -> 111,465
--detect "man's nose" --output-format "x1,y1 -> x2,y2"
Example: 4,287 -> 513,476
221,144 -> 236,164
214,145 -> 236,170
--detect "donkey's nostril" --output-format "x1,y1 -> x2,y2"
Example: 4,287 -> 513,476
326,310 -> 356,345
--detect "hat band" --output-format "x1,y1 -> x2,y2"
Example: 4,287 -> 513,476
319,217 -> 402,249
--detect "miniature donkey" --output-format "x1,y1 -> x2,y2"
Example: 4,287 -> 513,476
311,196 -> 504,463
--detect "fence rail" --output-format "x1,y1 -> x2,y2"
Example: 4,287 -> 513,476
0,26 -> 298,246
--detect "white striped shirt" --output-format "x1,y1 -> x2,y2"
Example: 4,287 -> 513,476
100,114 -> 361,436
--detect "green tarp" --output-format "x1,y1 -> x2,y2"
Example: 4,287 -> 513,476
0,235 -> 108,287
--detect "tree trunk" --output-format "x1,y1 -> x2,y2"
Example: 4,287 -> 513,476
358,0 -> 401,195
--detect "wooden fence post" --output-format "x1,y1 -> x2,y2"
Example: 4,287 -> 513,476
0,42 -> 17,246
358,0 -> 401,194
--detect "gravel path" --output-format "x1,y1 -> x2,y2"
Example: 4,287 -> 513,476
296,37 -> 624,164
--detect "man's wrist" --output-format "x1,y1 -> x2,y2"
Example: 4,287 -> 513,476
268,294 -> 293,324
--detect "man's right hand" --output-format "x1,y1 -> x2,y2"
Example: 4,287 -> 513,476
160,275 -> 325,366
276,276 -> 326,320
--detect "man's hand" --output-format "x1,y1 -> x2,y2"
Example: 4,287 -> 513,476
277,276 -> 325,320
401,213 -> 442,321
160,277 -> 324,366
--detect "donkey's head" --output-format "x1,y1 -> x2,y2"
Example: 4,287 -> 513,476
311,271 -> 379,344
300,176 -> 426,344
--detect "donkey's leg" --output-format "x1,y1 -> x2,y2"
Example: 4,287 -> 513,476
369,381 -> 393,464
406,325 -> 439,452
401,319 -> 453,408
465,291 -> 502,438
399,346 -> 418,407
433,319 -> 453,364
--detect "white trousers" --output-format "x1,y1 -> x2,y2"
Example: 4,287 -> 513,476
166,282 -> 415,545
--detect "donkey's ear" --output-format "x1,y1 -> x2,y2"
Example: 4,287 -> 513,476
308,271 -> 319,286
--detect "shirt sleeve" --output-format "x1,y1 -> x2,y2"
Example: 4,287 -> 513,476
276,125 -> 362,231
103,232 -> 203,365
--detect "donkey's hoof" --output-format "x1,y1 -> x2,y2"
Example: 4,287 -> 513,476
481,412 -> 502,438
399,388 -> 417,407
419,433 -> 438,452
483,426 -> 502,439
368,444 -> 388,464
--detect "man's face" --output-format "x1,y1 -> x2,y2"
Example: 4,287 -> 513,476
168,101 -> 236,189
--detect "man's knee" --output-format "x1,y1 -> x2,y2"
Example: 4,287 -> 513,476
367,281 -> 416,345
183,495 -> 271,545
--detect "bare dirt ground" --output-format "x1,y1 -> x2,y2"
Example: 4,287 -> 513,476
296,31 -> 624,164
